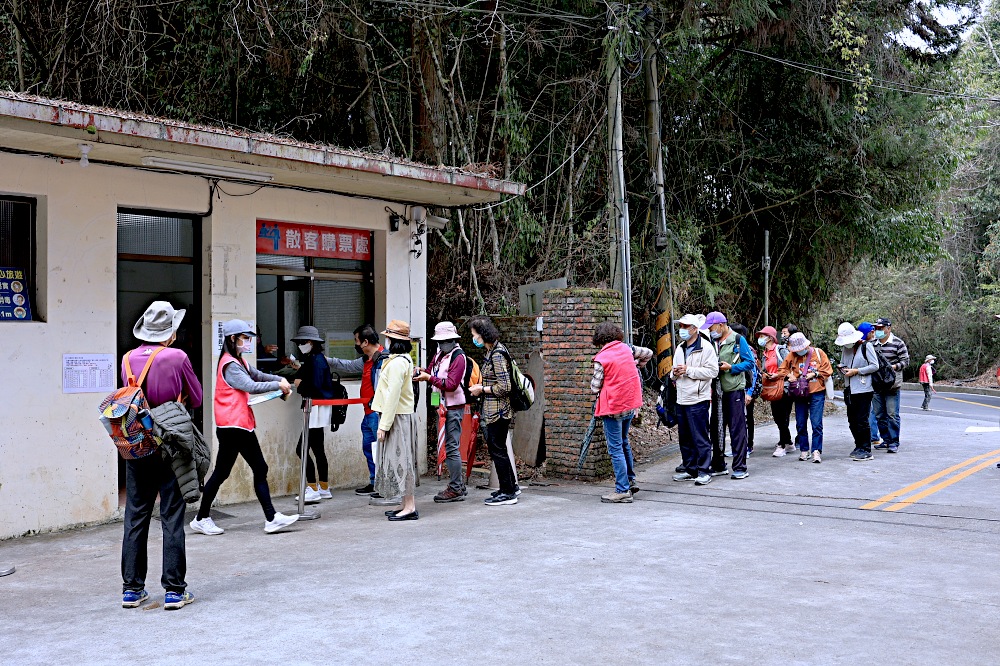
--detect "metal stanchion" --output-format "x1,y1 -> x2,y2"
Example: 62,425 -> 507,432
296,397 -> 320,520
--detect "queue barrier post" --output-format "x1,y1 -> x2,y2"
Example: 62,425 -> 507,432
296,397 -> 321,521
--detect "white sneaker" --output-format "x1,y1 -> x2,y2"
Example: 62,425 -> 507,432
772,445 -> 786,458
317,487 -> 333,500
295,487 -> 322,504
264,512 -> 299,534
189,517 -> 224,536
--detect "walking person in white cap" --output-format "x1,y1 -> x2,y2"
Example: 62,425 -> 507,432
190,320 -> 299,535
671,313 -> 719,486
120,301 -> 202,610
919,355 -> 937,410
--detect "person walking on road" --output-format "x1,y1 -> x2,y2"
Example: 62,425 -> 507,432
919,355 -> 937,410
836,323 -> 880,462
671,314 -> 720,486
590,322 -> 653,503
468,316 -> 520,505
120,301 -> 202,610
777,332 -> 832,463
415,321 -> 469,504
704,313 -> 756,479
872,317 -> 910,453
290,325 -> 337,502
372,320 -> 421,521
758,325 -> 794,457
191,320 -> 298,536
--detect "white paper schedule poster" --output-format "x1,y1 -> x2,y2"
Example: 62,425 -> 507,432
63,354 -> 116,394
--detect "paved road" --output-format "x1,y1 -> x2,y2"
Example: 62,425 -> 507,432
1,396 -> 998,665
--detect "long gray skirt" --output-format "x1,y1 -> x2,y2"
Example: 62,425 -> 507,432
374,412 -> 420,499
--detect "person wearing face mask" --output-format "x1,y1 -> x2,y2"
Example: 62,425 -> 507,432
701,312 -> 756,479
325,324 -> 389,497
415,322 -> 469,503
919,355 -> 937,410
290,326 -> 338,502
857,322 -> 882,448
191,320 -> 298,536
871,317 -> 910,453
775,332 -> 832,463
758,325 -> 794,456
835,322 -> 880,462
780,323 -> 798,346
671,314 -> 719,486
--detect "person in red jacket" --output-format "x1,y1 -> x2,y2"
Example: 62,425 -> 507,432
590,322 -> 653,503
919,355 -> 937,410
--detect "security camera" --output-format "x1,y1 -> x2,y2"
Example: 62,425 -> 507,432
425,214 -> 450,231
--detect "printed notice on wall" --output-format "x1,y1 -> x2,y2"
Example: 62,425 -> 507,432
0,266 -> 31,321
63,354 -> 116,394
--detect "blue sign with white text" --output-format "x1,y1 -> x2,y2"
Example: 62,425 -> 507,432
0,267 -> 31,321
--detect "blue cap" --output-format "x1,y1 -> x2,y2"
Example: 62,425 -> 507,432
222,319 -> 255,338
858,322 -> 874,337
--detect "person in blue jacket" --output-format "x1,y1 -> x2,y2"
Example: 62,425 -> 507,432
291,326 -> 338,501
703,312 -> 757,479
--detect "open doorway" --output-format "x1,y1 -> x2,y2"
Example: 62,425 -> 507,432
116,210 -> 202,503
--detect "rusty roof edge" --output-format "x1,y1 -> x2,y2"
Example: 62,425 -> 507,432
0,92 -> 526,198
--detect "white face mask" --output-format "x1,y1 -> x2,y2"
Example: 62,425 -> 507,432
237,337 -> 253,354
298,342 -> 313,354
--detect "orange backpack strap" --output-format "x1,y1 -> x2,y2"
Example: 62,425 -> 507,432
124,350 -> 137,386
133,346 -> 168,389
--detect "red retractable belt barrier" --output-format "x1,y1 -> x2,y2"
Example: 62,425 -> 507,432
312,398 -> 367,406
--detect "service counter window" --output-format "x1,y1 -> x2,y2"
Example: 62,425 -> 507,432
0,197 -> 38,321
256,221 -> 373,375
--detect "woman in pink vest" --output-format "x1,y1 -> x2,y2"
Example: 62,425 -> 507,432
190,320 -> 299,536
591,322 -> 654,503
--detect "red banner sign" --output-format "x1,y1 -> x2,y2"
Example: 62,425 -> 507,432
256,220 -> 372,261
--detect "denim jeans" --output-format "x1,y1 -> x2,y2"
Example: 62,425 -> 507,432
677,401 -> 712,476
602,414 -> 636,493
869,408 -> 880,442
122,452 -> 186,594
361,411 -> 380,484
794,392 -> 825,452
872,389 -> 901,448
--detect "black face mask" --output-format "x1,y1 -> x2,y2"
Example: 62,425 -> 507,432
355,344 -> 365,356
438,341 -> 457,354
779,335 -> 788,344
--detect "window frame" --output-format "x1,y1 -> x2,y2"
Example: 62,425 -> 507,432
0,195 -> 39,322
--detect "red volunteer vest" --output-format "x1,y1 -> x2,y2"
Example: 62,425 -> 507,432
214,353 -> 256,430
594,341 -> 643,417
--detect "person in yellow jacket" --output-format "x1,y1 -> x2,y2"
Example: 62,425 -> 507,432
371,320 -> 420,521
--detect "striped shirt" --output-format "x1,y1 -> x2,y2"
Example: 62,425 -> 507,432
875,333 -> 910,389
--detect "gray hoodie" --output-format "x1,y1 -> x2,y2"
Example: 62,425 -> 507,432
839,342 -> 879,395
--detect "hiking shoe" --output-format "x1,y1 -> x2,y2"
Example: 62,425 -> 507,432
629,481 -> 639,494
887,446 -> 898,454
851,451 -> 873,462
772,445 -> 786,458
434,488 -> 466,503
295,487 -> 322,504
484,493 -> 518,506
601,491 -> 633,503
264,512 -> 299,534
122,590 -> 148,608
370,494 -> 402,506
731,470 -> 749,480
874,442 -> 888,450
317,488 -> 333,500
799,451 -> 810,461
710,468 -> 730,477
355,484 -> 375,495
812,451 -> 822,464
672,472 -> 695,482
189,517 -> 224,536
694,474 -> 713,486
164,591 -> 194,610
675,465 -> 685,473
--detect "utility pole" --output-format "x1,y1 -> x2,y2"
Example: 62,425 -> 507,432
608,6 -> 633,343
644,22 -> 674,379
763,228 -> 771,327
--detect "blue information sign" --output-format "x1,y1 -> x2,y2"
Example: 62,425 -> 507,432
0,267 -> 31,321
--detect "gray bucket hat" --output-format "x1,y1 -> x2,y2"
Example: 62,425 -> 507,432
134,301 -> 185,343
291,325 -> 324,343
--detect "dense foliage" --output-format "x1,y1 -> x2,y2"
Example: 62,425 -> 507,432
0,0 -> 979,344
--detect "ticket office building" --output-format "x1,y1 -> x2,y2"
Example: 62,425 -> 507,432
0,93 -> 521,539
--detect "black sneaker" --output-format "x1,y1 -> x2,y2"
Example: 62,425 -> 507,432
355,484 -> 375,495
629,482 -> 639,494
484,493 -> 518,506
675,465 -> 685,473
851,451 -> 873,461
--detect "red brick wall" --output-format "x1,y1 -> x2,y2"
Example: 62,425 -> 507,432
542,289 -> 623,480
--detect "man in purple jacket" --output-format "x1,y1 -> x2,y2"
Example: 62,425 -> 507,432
119,301 -> 202,611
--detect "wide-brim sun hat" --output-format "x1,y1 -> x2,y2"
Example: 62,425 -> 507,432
835,322 -> 863,347
787,332 -> 811,353
758,325 -> 778,340
291,325 -> 324,343
431,321 -> 461,341
674,313 -> 706,329
134,301 -> 185,343
383,319 -> 411,340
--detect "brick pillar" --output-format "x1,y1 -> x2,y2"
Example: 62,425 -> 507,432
542,288 -> 623,480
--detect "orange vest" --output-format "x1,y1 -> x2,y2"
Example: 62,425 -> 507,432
214,354 -> 255,430
594,341 -> 643,417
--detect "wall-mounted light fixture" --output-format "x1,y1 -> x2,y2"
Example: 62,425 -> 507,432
78,144 -> 92,167
386,206 -> 408,233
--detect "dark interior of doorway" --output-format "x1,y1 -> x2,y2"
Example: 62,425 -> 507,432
116,210 -> 202,505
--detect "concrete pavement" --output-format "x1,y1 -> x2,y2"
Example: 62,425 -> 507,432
1,401 -> 999,665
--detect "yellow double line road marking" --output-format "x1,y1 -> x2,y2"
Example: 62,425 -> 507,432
861,448 -> 1000,512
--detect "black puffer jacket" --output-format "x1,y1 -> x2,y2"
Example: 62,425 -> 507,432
150,401 -> 210,503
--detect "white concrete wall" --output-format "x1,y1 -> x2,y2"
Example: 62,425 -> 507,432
0,150 -> 428,538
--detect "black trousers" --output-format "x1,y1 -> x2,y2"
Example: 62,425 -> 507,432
846,391 -> 875,452
122,452 -> 186,594
296,427 -> 328,483
746,397 -> 756,451
770,394 -> 793,447
485,418 -> 517,494
198,428 -> 276,522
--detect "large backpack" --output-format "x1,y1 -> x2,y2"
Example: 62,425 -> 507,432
495,347 -> 535,412
861,343 -> 897,394
328,372 -> 349,432
99,347 -> 166,460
